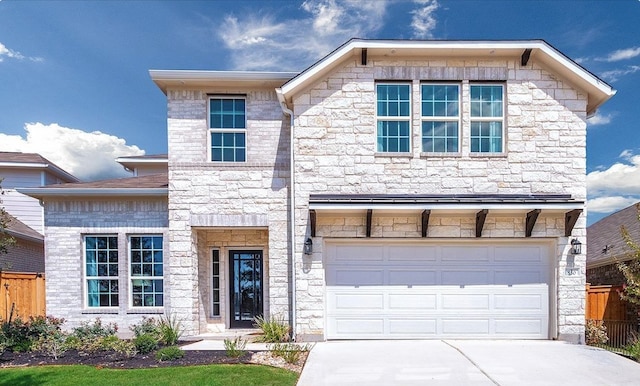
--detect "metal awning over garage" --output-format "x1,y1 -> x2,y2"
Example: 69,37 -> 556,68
308,194 -> 584,238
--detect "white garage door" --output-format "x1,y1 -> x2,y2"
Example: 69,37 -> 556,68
325,241 -> 551,339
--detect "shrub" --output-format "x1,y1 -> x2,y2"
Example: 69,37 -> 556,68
110,339 -> 138,358
134,333 -> 158,354
155,345 -> 184,361
1,317 -> 31,352
269,342 -> 311,364
585,320 -> 609,345
32,331 -> 69,360
224,336 -> 247,358
72,318 -> 118,341
253,315 -> 290,343
130,317 -> 161,340
158,314 -> 183,345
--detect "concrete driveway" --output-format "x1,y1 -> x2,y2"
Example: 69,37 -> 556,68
297,340 -> 640,386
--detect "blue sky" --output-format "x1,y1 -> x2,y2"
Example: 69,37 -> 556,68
0,0 -> 639,224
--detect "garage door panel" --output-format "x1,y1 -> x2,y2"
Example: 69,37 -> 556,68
495,294 -> 545,310
441,270 -> 490,285
441,246 -> 490,262
331,269 -> 384,286
442,319 -> 490,334
388,319 -> 437,335
388,245 -> 438,261
442,294 -> 490,310
330,245 -> 384,263
494,319 -> 544,334
494,246 -> 544,262
494,270 -> 545,285
388,293 -> 437,310
329,293 -> 384,310
325,241 -> 550,340
388,269 -> 437,285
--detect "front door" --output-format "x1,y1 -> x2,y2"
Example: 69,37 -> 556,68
229,250 -> 263,328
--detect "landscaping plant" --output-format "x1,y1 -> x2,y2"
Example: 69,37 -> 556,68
585,320 -> 609,345
253,314 -> 291,343
158,313 -> 183,345
155,345 -> 184,361
134,333 -> 159,354
269,342 -> 311,364
224,336 -> 247,358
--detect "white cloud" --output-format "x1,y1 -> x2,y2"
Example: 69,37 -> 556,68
598,47 -> 640,62
411,0 -> 439,39
217,0 -> 391,70
0,123 -> 144,181
0,41 -> 43,63
587,196 -> 640,213
587,112 -> 612,126
600,65 -> 640,82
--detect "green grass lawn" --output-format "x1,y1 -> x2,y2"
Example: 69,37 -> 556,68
0,364 -> 299,386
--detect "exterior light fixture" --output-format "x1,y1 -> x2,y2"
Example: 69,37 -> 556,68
570,238 -> 582,255
303,238 -> 313,255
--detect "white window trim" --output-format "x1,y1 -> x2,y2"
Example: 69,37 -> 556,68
83,234 -> 119,309
207,96 -> 247,163
375,82 -> 412,154
128,234 -> 164,309
469,83 -> 505,154
420,82 -> 461,154
211,248 -> 222,318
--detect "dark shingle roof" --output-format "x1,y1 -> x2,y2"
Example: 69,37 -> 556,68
4,214 -> 43,242
587,203 -> 640,267
44,173 -> 168,189
0,152 -> 79,182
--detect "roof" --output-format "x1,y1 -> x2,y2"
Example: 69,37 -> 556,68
116,154 -> 168,171
0,152 -> 79,183
277,39 -> 615,116
149,71 -> 298,94
4,214 -> 43,243
587,203 -> 640,268
17,173 -> 168,198
309,194 -> 584,212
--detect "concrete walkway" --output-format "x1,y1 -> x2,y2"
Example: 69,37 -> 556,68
297,340 -> 640,386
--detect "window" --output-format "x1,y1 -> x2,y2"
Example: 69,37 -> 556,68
209,97 -> 246,162
85,236 -> 118,307
421,84 -> 460,153
470,85 -> 504,153
212,250 -> 220,317
376,84 -> 411,153
130,236 -> 163,307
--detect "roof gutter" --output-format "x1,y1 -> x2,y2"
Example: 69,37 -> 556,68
276,88 -> 297,341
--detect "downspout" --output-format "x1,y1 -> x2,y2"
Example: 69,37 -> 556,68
276,88 -> 297,341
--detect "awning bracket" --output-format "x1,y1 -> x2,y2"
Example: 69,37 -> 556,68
309,209 -> 316,237
476,209 -> 488,237
525,209 -> 541,237
421,210 -> 431,238
366,209 -> 373,237
565,209 -> 583,237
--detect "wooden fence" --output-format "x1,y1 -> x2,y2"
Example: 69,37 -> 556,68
586,284 -> 628,321
0,271 -> 45,321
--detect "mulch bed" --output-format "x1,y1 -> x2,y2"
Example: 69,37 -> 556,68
0,349 -> 255,369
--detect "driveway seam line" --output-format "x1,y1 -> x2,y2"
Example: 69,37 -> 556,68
443,340 -> 501,386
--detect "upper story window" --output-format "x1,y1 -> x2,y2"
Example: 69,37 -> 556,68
84,235 -> 119,308
376,84 -> 411,153
421,84 -> 460,153
209,97 -> 246,162
470,84 -> 504,153
130,235 -> 164,307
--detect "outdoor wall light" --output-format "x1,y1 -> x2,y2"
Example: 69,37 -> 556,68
570,238 -> 582,255
303,238 -> 313,255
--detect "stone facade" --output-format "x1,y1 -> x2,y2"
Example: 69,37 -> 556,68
43,198 -> 168,332
166,89 -> 290,335
291,56 -> 588,342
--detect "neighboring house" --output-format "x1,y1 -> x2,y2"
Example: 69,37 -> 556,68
0,152 -> 79,273
586,202 -> 640,321
116,155 -> 168,177
20,39 -> 615,343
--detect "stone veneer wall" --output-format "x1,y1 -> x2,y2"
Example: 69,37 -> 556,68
587,263 -> 627,286
43,198 -> 168,333
292,56 -> 588,342
166,88 -> 290,335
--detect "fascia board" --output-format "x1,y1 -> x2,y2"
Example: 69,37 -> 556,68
0,162 -> 79,183
309,202 -> 585,211
17,187 -> 168,198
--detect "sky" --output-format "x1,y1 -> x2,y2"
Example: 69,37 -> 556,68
0,0 -> 639,225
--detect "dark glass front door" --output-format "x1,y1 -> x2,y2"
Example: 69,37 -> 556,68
229,250 -> 263,328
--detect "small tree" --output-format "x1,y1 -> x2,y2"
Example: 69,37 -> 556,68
0,179 -> 16,257
617,204 -> 640,307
